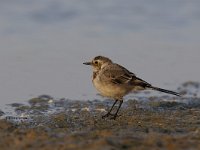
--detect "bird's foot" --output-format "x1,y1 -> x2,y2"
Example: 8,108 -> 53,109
109,114 -> 121,120
102,114 -> 119,120
102,113 -> 110,119
110,115 -> 117,120
102,112 -> 114,119
107,113 -> 115,116
102,112 -> 120,120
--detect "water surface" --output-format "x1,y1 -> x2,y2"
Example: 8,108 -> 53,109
0,0 -> 200,106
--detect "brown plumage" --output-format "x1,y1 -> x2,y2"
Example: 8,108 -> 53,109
84,56 -> 180,119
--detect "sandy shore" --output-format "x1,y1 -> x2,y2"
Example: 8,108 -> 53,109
0,101 -> 200,149
0,82 -> 200,150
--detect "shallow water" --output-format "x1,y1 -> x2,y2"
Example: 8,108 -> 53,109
0,0 -> 200,106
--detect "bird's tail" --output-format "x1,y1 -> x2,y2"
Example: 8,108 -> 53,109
133,77 -> 180,96
150,86 -> 180,97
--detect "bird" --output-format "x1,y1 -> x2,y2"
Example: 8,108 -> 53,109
83,56 -> 180,119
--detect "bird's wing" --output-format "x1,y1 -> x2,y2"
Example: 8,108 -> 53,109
100,64 -> 133,84
100,63 -> 152,87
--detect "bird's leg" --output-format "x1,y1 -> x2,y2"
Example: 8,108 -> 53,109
102,100 -> 118,119
110,100 -> 123,120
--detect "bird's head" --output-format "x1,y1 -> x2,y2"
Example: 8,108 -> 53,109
83,56 -> 112,72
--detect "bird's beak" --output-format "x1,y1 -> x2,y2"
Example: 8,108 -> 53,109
83,62 -> 92,65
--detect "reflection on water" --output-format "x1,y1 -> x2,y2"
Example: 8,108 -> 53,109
0,0 -> 200,106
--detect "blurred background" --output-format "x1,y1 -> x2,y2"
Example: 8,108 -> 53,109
0,0 -> 200,106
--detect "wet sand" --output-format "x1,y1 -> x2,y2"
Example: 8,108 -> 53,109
0,82 -> 200,150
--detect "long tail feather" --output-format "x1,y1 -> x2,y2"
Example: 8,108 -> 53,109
151,86 -> 180,97
134,77 -> 180,96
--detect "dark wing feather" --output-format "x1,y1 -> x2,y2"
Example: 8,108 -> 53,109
100,63 -> 151,87
99,64 -> 133,84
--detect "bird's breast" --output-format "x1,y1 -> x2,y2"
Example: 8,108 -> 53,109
92,75 -> 131,99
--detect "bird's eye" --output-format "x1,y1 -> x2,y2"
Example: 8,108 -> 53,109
94,61 -> 98,64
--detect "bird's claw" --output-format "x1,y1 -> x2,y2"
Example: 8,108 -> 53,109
102,113 -> 110,119
102,113 -> 119,119
110,115 -> 117,120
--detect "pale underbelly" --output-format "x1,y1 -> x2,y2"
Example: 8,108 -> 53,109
93,80 -> 131,99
